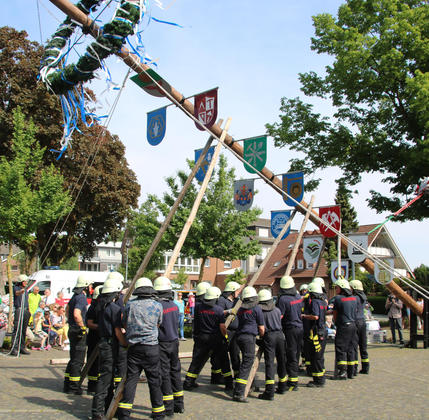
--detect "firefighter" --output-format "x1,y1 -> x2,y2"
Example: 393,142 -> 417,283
332,278 -> 357,380
233,286 -> 265,403
154,276 -> 185,415
349,279 -> 370,375
299,284 -> 308,296
183,286 -> 232,392
218,281 -> 241,378
257,288 -> 286,400
86,285 -> 103,395
276,275 -> 303,392
64,274 -> 92,395
91,278 -> 126,420
300,283 -> 312,375
117,277 -> 165,420
302,282 -> 327,387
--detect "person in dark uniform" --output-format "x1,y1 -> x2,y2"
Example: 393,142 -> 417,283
300,284 -> 312,376
86,285 -> 102,395
117,278 -> 165,420
183,286 -> 232,392
302,282 -> 327,387
64,274 -> 92,395
257,288 -> 286,400
218,281 -> 241,379
91,278 -> 126,420
233,286 -> 265,402
276,275 -> 303,392
10,274 -> 31,356
332,278 -> 357,380
349,279 -> 370,375
154,276 -> 184,415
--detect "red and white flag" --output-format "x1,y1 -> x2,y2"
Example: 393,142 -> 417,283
194,88 -> 218,131
319,205 -> 341,238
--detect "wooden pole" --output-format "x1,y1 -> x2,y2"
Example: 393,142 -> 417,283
337,222 -> 341,281
312,237 -> 327,278
48,0 -> 423,316
244,197 -> 314,398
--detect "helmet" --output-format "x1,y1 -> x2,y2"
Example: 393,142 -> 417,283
312,277 -> 325,288
75,274 -> 92,288
307,282 -> 323,294
107,272 -> 124,282
299,283 -> 308,292
258,289 -> 272,302
205,286 -> 221,300
335,278 -> 351,290
242,286 -> 257,299
196,281 -> 211,297
280,275 -> 295,289
92,285 -> 103,300
102,278 -> 123,294
154,276 -> 172,291
349,280 -> 363,291
135,277 -> 153,289
224,281 -> 240,293
15,274 -> 28,283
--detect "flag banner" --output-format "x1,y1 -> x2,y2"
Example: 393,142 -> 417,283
303,235 -> 324,264
234,179 -> 254,211
331,260 -> 349,283
347,233 -> 368,263
131,69 -> 172,97
319,205 -> 341,238
147,107 -> 167,146
243,136 -> 267,173
271,210 -> 292,240
374,258 -> 394,285
194,88 -> 218,131
282,171 -> 304,206
194,146 -> 215,182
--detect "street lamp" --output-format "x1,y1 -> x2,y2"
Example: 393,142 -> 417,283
125,239 -> 131,284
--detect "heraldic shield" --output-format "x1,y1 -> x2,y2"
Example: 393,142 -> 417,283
194,89 -> 218,131
147,107 -> 166,146
282,171 -> 304,206
194,146 -> 215,182
243,136 -> 267,174
319,205 -> 341,238
234,179 -> 254,211
271,210 -> 291,240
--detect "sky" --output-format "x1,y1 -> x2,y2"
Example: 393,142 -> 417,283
2,0 -> 428,269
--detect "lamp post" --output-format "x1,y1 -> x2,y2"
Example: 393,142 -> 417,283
125,239 -> 131,284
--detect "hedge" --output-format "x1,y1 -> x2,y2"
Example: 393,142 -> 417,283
368,295 -> 387,315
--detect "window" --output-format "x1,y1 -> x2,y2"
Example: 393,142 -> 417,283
259,228 -> 269,238
11,265 -> 18,271
107,248 -> 116,256
297,259 -> 304,269
107,264 -> 118,271
161,254 -> 200,274
205,259 -> 210,268
224,261 -> 232,269
307,261 -> 314,269
273,261 -> 281,267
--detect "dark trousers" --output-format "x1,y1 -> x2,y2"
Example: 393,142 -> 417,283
335,323 -> 356,371
263,330 -> 287,394
389,317 -> 403,343
302,333 -> 312,369
234,333 -> 256,396
284,326 -> 303,386
159,340 -> 183,413
87,333 -> 100,392
118,343 -> 164,420
65,326 -> 87,390
12,308 -> 30,351
352,319 -> 369,365
228,329 -> 241,375
92,338 -> 116,417
308,328 -> 326,384
113,341 -> 128,384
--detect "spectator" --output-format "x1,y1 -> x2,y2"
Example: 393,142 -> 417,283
417,297 -> 424,330
35,301 -> 46,316
42,309 -> 58,347
188,292 -> 195,317
0,305 -> 8,348
51,305 -> 68,347
42,289 -> 55,306
28,286 -> 41,321
174,292 -> 186,340
385,294 -> 404,344
32,312 -> 49,350
55,290 -> 66,307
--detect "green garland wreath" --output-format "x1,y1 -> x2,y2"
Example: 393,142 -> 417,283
41,0 -> 142,95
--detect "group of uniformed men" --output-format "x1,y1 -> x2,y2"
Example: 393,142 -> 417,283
64,271 -> 370,419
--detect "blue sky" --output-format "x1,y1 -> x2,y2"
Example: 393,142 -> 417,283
2,1 -> 428,269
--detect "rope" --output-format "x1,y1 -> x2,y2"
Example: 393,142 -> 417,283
36,0 -> 44,44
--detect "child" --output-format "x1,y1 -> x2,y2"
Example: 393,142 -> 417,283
42,309 -> 58,347
32,312 -> 49,350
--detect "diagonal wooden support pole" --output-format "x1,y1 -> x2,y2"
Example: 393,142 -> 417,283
243,196 -> 315,398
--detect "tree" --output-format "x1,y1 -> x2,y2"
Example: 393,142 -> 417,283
0,108 -> 71,323
225,268 -> 247,285
266,0 -> 429,221
0,27 -> 140,264
414,264 -> 429,288
154,155 -> 262,281
175,268 -> 188,287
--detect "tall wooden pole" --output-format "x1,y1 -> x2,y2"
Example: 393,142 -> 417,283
312,237 -> 327,278
48,0 -> 423,316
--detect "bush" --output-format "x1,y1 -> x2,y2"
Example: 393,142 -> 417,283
368,296 -> 387,315
184,324 -> 193,338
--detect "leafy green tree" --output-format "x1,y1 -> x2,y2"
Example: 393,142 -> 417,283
175,268 -> 188,287
225,268 -> 247,285
0,107 -> 71,322
60,255 -> 80,270
414,264 -> 429,287
154,155 -> 262,281
266,0 -> 429,221
0,27 -> 140,264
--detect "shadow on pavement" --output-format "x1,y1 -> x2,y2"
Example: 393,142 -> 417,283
25,396 -> 90,419
13,375 -> 64,392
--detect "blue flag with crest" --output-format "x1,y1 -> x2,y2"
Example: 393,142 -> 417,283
194,146 -> 215,182
147,107 -> 166,146
282,171 -> 304,206
271,210 -> 292,240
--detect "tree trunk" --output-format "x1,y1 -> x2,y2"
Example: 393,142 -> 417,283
7,243 -> 14,332
198,257 -> 206,283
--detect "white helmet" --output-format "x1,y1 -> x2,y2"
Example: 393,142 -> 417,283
335,278 -> 351,290
135,277 -> 153,289
312,277 -> 325,288
102,278 -> 123,294
92,285 -> 103,300
154,276 -> 172,291
308,282 -> 323,294
205,286 -> 221,300
75,274 -> 92,288
242,286 -> 258,300
14,274 -> 28,283
107,272 -> 124,282
224,281 -> 240,293
196,281 -> 211,297
280,275 -> 295,289
299,283 -> 309,292
349,280 -> 363,291
258,289 -> 272,302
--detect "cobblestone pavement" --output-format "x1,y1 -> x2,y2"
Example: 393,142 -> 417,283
0,332 -> 428,420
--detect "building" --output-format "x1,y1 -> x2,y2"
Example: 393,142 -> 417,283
0,244 -> 24,291
78,241 -> 123,272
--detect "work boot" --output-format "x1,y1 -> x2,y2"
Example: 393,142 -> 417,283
224,377 -> 234,392
232,393 -> 247,403
337,366 -> 347,380
233,382 -> 247,402
360,362 -> 370,374
20,348 -> 30,355
258,383 -> 274,400
353,365 -> 358,376
306,381 -> 325,388
183,378 -> 198,391
275,381 -> 288,394
347,365 -> 354,379
210,372 -> 224,385
174,405 -> 185,414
